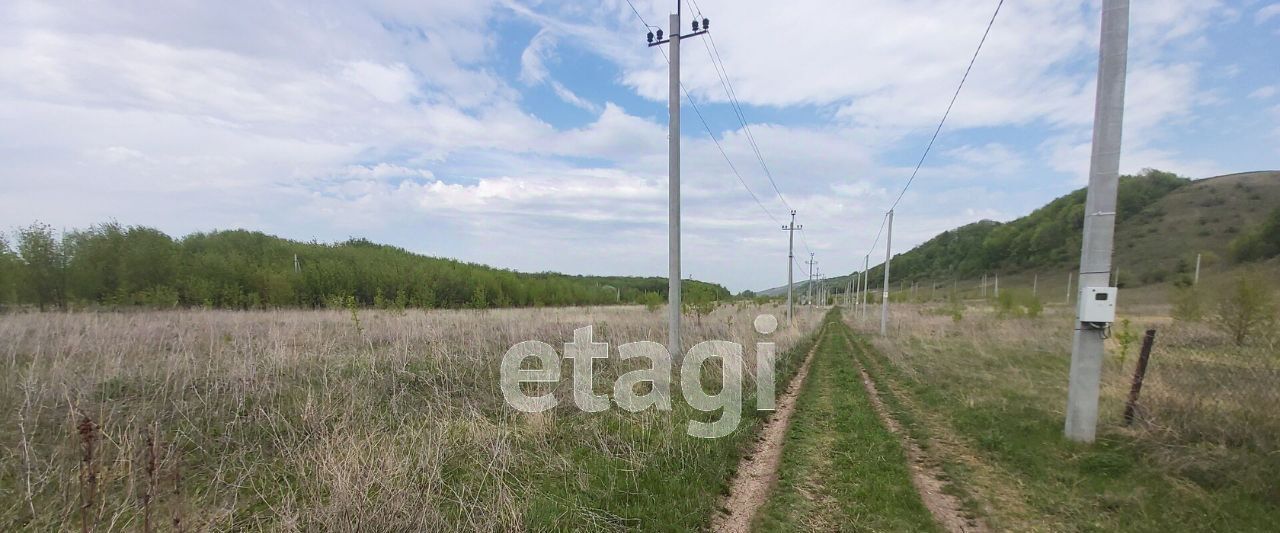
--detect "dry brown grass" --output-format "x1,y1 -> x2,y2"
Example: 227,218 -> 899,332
0,303 -> 818,531
843,300 -> 1280,529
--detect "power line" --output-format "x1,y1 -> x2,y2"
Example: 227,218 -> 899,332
654,45 -> 781,225
626,1 -> 806,277
631,5 -> 781,227
622,0 -> 657,29
864,0 -> 1002,265
689,2 -> 793,213
888,0 -> 1004,212
865,211 -> 889,259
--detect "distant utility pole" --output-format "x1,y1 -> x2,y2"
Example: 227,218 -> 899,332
1065,271 -> 1073,305
994,274 -> 1000,298
646,3 -> 709,358
861,255 -> 870,321
782,210 -> 802,325
852,271 -> 860,310
822,277 -> 827,306
1194,253 -> 1201,285
806,253 -> 817,309
293,254 -> 300,274
881,210 -> 894,336
1066,0 -> 1129,443
1033,273 -> 1039,297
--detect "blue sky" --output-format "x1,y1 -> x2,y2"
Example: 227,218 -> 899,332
1,0 -> 1277,291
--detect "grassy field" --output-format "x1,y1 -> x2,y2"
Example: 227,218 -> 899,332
1,304 -> 821,531
845,301 -> 1279,531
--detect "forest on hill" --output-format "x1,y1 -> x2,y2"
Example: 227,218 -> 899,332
0,223 -> 729,310
769,169 -> 1280,295
876,169 -> 1191,282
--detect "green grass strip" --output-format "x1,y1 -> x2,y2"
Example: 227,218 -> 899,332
756,311 -> 938,532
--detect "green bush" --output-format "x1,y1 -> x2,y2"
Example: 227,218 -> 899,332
1171,286 -> 1204,322
1212,272 -> 1277,346
1230,207 -> 1280,262
994,289 -> 1043,318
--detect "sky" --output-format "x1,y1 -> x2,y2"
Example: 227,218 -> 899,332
1,0 -> 1277,292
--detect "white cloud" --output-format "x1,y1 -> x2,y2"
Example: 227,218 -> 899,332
1250,86 -> 1278,100
1257,3 -> 1280,24
0,0 -> 1264,291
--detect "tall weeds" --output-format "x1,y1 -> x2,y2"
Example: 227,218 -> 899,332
1,304 -> 817,530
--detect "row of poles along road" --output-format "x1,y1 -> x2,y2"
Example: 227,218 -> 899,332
644,0 -> 1130,443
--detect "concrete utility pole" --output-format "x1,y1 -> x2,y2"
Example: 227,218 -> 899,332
647,4 -> 707,358
881,210 -> 894,336
782,210 -> 801,325
806,253 -> 817,308
817,271 -> 825,306
293,254 -> 300,274
1033,273 -> 1039,297
994,274 -> 1000,298
858,270 -> 864,310
1065,271 -> 1073,305
1194,253 -> 1201,285
861,255 -> 870,321
1066,0 -> 1129,443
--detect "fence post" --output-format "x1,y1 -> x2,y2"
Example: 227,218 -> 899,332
1122,329 -> 1157,425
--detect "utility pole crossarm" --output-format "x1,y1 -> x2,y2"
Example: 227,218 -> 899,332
782,211 -> 801,325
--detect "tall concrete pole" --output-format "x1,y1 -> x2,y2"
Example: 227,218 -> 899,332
1194,253 -> 1201,285
666,12 -> 682,358
1033,273 -> 1038,297
994,273 -> 999,298
806,253 -> 817,309
1066,0 -> 1129,443
783,210 -> 799,325
880,210 -> 894,336
861,255 -> 869,321
1065,271 -> 1073,305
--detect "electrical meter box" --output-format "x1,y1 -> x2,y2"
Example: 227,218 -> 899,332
1078,287 -> 1118,323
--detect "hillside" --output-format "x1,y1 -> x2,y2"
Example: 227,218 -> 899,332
765,169 -> 1280,296
0,223 -> 730,310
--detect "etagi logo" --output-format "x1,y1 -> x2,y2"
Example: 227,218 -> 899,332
501,314 -> 781,438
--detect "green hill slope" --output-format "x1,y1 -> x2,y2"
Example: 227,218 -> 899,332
767,169 -> 1280,297
0,223 -> 730,310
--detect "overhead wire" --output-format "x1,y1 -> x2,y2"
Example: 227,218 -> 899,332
627,0 -> 815,278
887,0 -> 1005,212
686,0 -> 793,213
626,0 -> 786,226
864,0 -> 1004,267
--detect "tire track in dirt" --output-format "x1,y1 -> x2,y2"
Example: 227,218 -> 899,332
842,332 -> 989,533
710,323 -> 829,533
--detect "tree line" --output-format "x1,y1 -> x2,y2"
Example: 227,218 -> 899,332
0,222 -> 729,311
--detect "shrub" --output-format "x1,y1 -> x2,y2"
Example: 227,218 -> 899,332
638,291 -> 664,313
1212,272 -> 1276,346
1230,207 -> 1280,262
1172,286 -> 1204,321
994,289 -> 1042,318
1114,318 -> 1137,368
